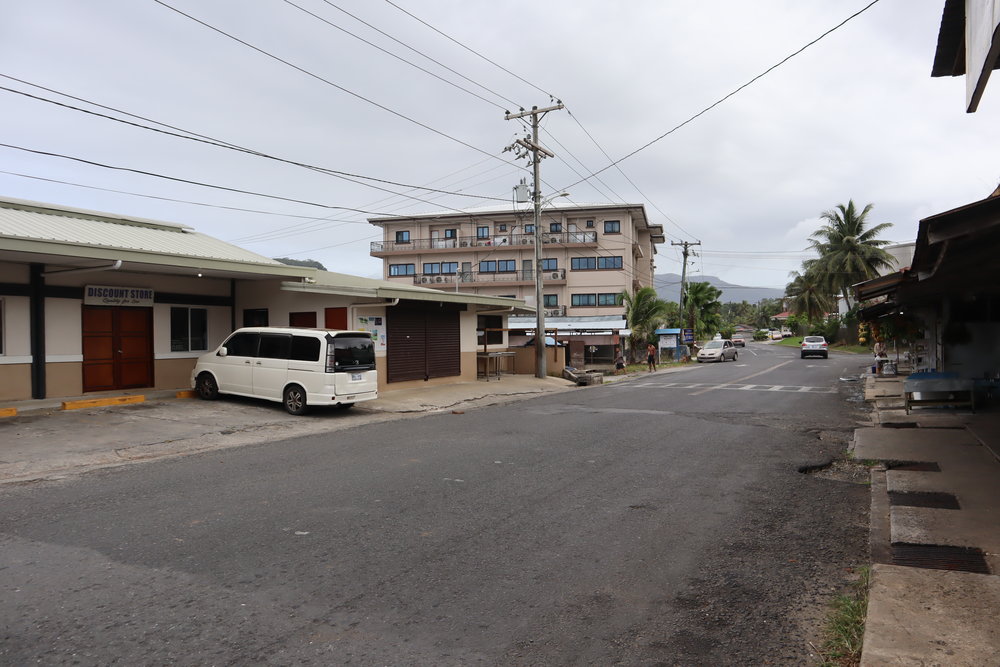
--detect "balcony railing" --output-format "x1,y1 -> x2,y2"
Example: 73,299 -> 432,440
372,231 -> 597,254
412,268 -> 567,286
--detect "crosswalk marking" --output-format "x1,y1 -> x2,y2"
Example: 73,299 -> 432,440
609,381 -> 835,394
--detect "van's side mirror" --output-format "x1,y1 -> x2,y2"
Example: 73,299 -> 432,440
217,347 -> 228,357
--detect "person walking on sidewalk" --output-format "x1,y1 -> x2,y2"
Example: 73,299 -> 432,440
647,342 -> 657,372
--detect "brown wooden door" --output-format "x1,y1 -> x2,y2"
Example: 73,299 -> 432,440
82,307 -> 154,392
324,307 -> 348,330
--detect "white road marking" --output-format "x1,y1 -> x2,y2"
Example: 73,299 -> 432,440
690,360 -> 795,396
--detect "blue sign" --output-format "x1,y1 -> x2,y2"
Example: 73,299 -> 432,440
682,328 -> 695,344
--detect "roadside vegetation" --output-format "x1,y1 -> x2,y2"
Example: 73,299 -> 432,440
816,566 -> 871,667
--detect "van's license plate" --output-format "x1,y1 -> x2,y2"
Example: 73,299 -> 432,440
351,373 -> 362,381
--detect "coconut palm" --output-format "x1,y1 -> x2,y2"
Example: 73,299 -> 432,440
621,287 -> 670,361
683,281 -> 723,339
808,200 -> 894,309
785,268 -> 834,324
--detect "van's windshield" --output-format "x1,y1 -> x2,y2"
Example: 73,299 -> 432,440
330,335 -> 376,371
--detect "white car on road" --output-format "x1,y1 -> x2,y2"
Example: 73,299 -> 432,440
697,339 -> 739,363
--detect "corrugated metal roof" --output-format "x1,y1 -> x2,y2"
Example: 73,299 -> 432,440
0,197 -> 285,266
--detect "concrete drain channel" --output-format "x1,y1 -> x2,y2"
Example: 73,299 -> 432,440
891,543 -> 991,574
888,491 -> 961,509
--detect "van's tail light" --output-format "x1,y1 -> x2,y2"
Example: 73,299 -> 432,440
326,347 -> 336,373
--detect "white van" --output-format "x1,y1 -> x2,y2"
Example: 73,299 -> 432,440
191,327 -> 378,415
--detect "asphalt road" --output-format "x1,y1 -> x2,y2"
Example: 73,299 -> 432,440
0,343 -> 872,665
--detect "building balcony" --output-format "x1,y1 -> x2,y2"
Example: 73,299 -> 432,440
412,268 -> 567,288
372,231 -> 598,256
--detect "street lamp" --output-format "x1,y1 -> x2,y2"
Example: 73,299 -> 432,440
533,191 -> 569,379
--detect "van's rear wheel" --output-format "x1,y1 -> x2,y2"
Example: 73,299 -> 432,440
196,373 -> 219,400
283,385 -> 308,415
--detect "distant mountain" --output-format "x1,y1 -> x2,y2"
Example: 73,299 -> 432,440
653,273 -> 785,304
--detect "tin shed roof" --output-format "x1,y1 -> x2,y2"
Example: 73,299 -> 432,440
0,197 -> 306,277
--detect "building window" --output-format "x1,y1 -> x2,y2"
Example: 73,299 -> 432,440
571,293 -> 597,307
549,222 -> 562,233
604,220 -> 621,234
498,224 -> 507,232
571,257 -> 597,271
543,294 -> 559,307
389,263 -> 416,276
242,308 -> 269,328
477,314 -> 503,345
170,307 -> 208,352
444,228 -> 457,239
395,230 -> 410,243
525,224 -> 535,234
598,256 -> 623,270
497,259 -> 516,272
598,292 -> 624,306
423,263 -> 441,275
477,226 -> 490,239
479,260 -> 497,273
585,219 -> 595,228
540,258 -> 557,271
441,262 -> 458,274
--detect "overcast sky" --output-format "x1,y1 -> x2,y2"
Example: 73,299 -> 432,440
2,1 -> 998,292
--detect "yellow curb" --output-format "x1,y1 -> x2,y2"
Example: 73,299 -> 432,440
0,407 -> 17,418
175,390 -> 196,399
62,395 -> 145,411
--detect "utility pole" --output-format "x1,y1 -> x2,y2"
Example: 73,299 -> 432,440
671,240 -> 701,328
505,102 -> 563,379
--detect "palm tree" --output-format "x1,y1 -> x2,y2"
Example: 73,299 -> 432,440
683,281 -> 723,339
621,287 -> 670,361
808,200 -> 894,309
785,268 -> 834,325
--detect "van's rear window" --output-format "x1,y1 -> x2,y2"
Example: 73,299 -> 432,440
332,335 -> 375,370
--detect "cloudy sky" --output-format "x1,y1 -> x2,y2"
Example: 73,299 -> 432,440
2,1 -> 998,291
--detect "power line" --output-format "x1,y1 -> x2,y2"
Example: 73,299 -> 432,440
0,143 -> 414,216
308,0 -> 524,110
0,169 -> 359,222
0,78 -> 509,205
281,0 -> 507,110
151,0 -> 527,171
384,0 -> 556,102
559,0 -> 884,191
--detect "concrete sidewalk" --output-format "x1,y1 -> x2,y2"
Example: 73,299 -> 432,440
853,374 -> 1000,666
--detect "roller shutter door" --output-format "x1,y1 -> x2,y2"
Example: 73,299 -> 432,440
386,304 -> 461,382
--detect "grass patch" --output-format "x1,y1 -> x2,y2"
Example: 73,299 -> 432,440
816,566 -> 870,666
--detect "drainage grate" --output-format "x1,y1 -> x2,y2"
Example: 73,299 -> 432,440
891,543 -> 990,573
889,491 -> 960,509
888,461 -> 941,472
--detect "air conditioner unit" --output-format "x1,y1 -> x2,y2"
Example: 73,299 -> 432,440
435,276 -> 444,283
551,272 -> 561,279
460,241 -> 469,247
520,238 -> 531,244
418,276 -> 428,284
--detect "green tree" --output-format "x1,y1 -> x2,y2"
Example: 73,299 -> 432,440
785,269 -> 834,326
807,200 -> 894,309
621,287 -> 671,361
683,282 -> 723,340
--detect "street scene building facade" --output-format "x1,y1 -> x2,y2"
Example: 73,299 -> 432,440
369,201 -> 665,365
0,197 -> 527,401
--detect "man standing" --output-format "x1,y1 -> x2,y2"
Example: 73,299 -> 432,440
647,342 -> 657,372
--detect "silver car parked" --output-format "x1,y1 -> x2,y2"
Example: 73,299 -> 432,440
697,339 -> 739,363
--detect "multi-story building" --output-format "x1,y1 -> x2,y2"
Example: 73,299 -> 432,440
370,201 -> 664,313
369,202 -> 665,366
